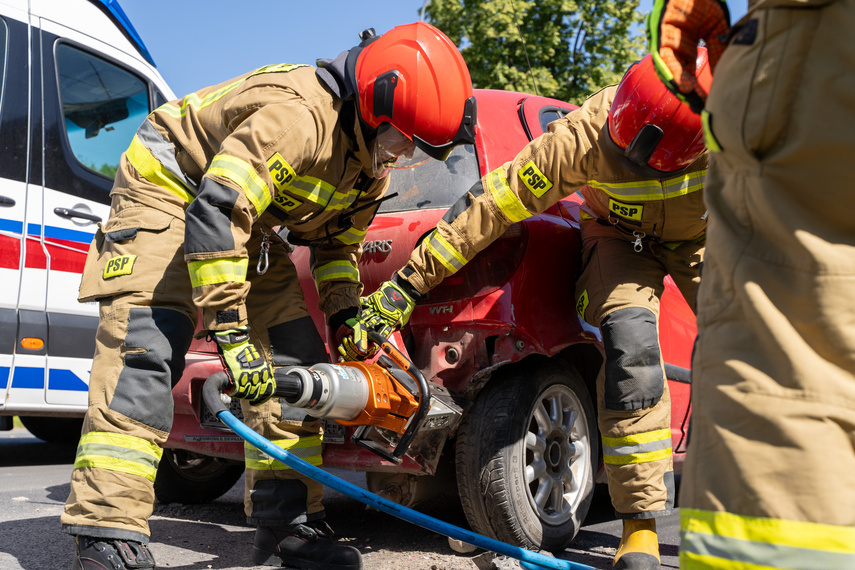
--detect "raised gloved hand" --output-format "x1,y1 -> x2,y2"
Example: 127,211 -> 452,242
212,326 -> 274,405
647,0 -> 730,111
337,279 -> 416,361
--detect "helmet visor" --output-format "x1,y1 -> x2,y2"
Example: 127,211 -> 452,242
372,123 -> 432,178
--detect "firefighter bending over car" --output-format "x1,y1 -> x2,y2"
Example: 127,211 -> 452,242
62,21 -> 476,570
340,52 -> 712,570
649,1 -> 855,568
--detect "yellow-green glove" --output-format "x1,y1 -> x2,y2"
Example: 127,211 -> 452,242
212,326 -> 274,405
338,279 -> 416,361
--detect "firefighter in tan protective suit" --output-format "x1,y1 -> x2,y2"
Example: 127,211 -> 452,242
649,1 -> 855,568
339,54 -> 712,570
61,22 -> 476,570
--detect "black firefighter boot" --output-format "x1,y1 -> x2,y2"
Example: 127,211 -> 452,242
251,520 -> 362,569
613,519 -> 661,569
73,536 -> 156,569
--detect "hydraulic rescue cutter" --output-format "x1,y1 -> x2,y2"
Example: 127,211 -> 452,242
268,333 -> 462,469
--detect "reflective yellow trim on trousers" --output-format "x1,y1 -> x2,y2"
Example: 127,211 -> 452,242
602,428 -> 672,466
312,260 -> 359,284
425,230 -> 467,273
486,168 -> 532,223
208,155 -> 271,216
681,508 -> 855,569
336,226 -> 367,246
158,63 -> 309,119
188,257 -> 249,287
73,431 -> 163,482
125,136 -> 195,203
244,436 -> 323,470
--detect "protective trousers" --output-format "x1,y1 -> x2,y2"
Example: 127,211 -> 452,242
62,170 -> 328,543
679,2 -> 855,567
575,220 -> 703,518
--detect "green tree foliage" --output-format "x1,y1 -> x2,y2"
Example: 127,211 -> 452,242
425,0 -> 646,104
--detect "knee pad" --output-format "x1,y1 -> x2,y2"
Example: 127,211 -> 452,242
268,316 -> 329,366
601,307 -> 664,411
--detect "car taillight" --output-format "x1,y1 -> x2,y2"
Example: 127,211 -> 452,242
422,223 -> 527,303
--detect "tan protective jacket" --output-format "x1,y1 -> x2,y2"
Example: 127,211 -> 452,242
398,86 -> 708,294
121,64 -> 388,331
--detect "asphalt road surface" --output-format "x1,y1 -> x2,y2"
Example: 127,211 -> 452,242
0,428 -> 682,569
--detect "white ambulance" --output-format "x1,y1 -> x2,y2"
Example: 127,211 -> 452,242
0,0 -> 174,441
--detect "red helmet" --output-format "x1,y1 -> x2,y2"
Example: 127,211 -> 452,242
606,48 -> 712,176
354,21 -> 476,161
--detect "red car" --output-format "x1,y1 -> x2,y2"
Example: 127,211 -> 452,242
163,88 -> 696,551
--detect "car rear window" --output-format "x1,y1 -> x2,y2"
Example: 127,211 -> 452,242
379,143 -> 480,213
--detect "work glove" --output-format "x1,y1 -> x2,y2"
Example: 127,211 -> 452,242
647,0 -> 730,111
337,279 -> 416,361
212,326 -> 275,405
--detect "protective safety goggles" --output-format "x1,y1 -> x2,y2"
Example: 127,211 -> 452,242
371,123 -> 432,179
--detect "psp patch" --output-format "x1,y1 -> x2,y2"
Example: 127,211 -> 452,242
609,198 -> 643,222
519,161 -> 553,198
103,254 -> 136,279
576,289 -> 589,320
266,152 -> 297,192
272,192 -> 302,212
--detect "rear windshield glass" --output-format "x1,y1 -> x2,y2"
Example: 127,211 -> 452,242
379,144 -> 480,213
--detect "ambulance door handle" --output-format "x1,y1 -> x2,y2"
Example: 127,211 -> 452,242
0,195 -> 14,207
54,207 -> 101,223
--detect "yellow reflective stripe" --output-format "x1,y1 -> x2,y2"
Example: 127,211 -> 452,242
208,155 -> 271,215
486,167 -> 532,223
244,436 -> 323,471
335,226 -> 367,245
158,64 -> 310,120
588,170 -> 706,202
188,257 -> 249,287
681,508 -> 855,569
662,170 -> 706,199
702,110 -> 722,153
288,175 -> 337,207
125,136 -> 194,203
602,428 -> 672,466
326,187 -> 362,211
312,260 -> 359,284
425,230 -> 467,273
73,431 -> 162,482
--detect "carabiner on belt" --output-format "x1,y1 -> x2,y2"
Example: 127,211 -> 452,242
632,231 -> 646,253
257,230 -> 270,275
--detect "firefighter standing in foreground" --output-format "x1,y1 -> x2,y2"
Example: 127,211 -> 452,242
649,0 -> 855,567
61,21 -> 476,570
340,53 -> 712,569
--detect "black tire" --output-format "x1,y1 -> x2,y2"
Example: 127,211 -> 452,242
455,359 -> 597,552
154,449 -> 244,504
19,416 -> 84,444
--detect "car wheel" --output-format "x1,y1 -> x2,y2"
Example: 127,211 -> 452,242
19,416 -> 84,444
154,449 -> 244,504
455,359 -> 597,552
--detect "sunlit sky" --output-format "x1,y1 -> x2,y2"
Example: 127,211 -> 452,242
120,0 -> 748,99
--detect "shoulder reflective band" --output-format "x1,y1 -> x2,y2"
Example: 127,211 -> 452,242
208,154 -> 271,216
244,435 -> 323,471
680,508 -> 855,569
126,135 -> 195,203
188,257 -> 249,287
312,260 -> 359,285
602,428 -> 672,465
159,64 -> 311,119
425,230 -> 467,273
73,431 -> 163,482
486,167 -> 532,223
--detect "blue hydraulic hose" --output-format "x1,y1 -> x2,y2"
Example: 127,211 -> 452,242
203,372 -> 595,570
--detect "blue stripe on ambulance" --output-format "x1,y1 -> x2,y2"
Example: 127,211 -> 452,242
0,367 -> 89,391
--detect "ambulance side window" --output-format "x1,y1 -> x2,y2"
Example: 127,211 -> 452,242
55,43 -> 148,180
